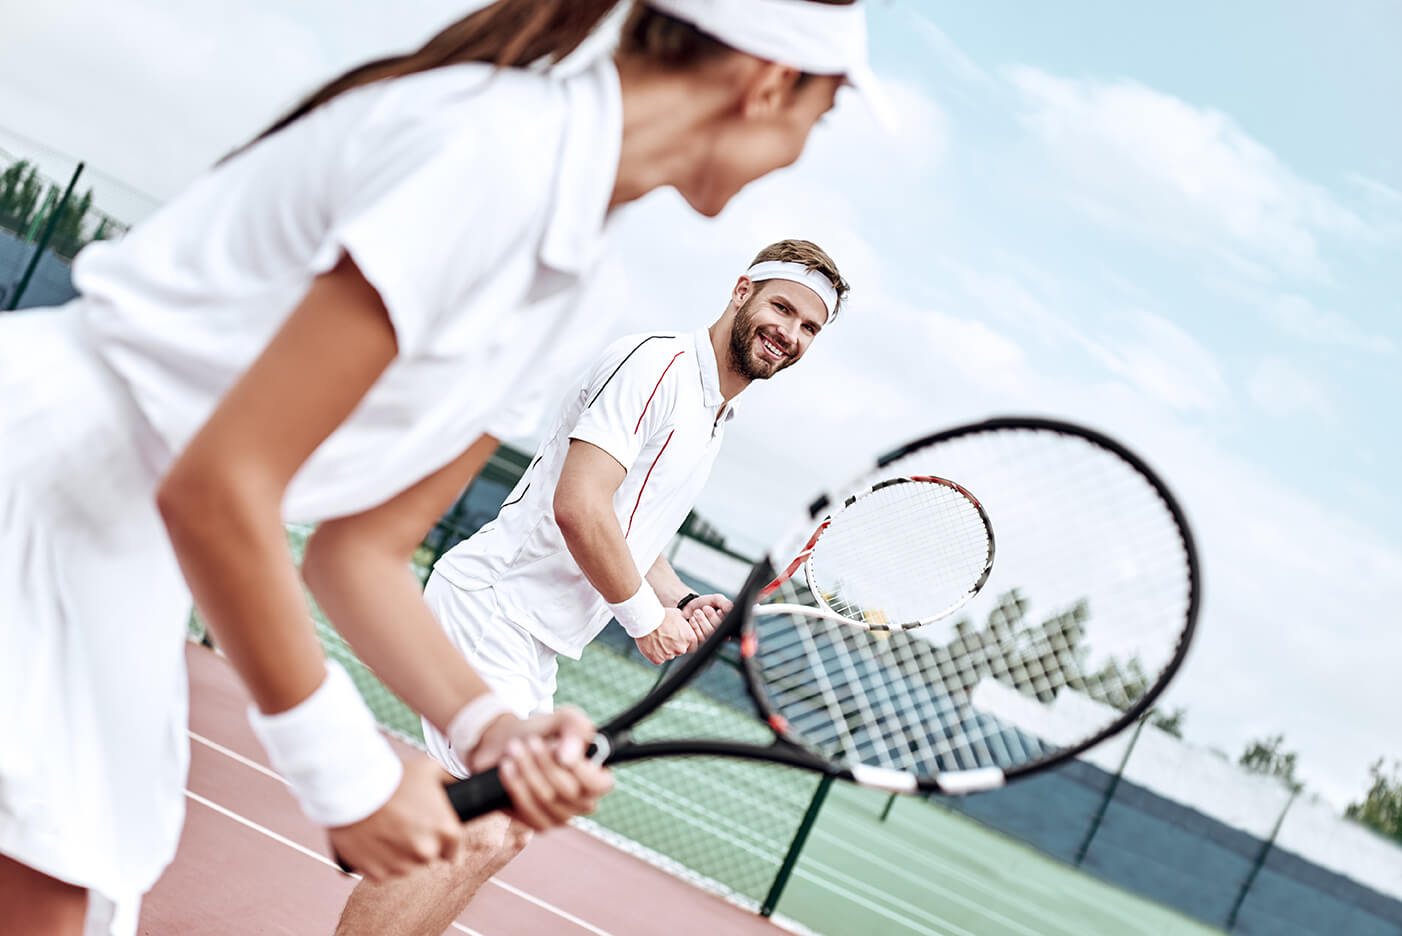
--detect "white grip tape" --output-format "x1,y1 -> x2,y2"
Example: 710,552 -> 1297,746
850,764 -> 919,794
247,660 -> 403,827
936,767 -> 1007,795
608,579 -> 666,638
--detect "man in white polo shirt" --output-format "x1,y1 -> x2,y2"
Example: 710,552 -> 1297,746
333,239 -> 849,935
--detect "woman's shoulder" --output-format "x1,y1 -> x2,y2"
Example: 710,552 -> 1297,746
366,63 -> 566,133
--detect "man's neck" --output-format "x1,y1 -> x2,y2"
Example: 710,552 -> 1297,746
709,322 -> 751,405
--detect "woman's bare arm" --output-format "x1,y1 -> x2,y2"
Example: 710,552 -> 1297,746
301,434 -> 499,732
158,254 -> 406,715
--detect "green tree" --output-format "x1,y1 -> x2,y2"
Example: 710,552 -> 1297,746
1149,706 -> 1187,738
47,187 -> 94,258
1239,734 -> 1304,793
1344,759 -> 1402,843
0,160 -> 44,232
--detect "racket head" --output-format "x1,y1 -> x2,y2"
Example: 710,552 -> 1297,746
741,415 -> 1199,794
800,475 -> 995,631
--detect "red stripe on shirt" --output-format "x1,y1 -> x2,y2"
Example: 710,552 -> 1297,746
635,351 -> 685,434
626,429 -> 675,537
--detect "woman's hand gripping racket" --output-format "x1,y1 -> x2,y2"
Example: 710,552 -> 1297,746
445,416 -> 1199,817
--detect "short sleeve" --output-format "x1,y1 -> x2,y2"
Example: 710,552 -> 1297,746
487,282 -> 619,442
569,336 -> 687,472
308,71 -> 562,358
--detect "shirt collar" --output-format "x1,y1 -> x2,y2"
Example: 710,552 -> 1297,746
691,326 -> 739,419
539,58 -> 623,274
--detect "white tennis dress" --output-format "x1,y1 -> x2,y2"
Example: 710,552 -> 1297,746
0,57 -> 621,935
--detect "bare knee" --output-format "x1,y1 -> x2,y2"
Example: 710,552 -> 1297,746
499,817 -> 532,860
333,817 -> 536,936
459,813 -> 531,873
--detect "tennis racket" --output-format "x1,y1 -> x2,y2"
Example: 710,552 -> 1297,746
753,473 -> 994,631
445,415 -> 1200,815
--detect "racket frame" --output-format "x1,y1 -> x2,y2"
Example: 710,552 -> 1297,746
757,474 -> 996,632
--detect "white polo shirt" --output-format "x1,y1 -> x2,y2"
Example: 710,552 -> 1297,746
71,57 -> 622,523
433,328 -> 739,659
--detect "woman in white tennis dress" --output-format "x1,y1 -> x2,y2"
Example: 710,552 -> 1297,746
0,1 -> 887,933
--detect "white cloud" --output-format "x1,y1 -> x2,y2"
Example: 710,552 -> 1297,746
943,261 -> 1069,345
0,0 -> 497,214
1346,171 -> 1402,207
0,2 -> 337,206
1078,308 -> 1229,413
1247,356 -> 1333,419
906,11 -> 990,86
1157,437 -> 1402,807
1005,67 -> 1373,282
1263,294 -> 1395,354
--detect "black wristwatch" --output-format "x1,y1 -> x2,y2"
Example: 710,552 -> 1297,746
676,592 -> 700,611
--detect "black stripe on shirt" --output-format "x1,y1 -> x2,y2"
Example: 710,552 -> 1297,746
499,455 -> 541,509
586,334 -> 678,409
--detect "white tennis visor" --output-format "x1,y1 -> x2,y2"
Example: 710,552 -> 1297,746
646,0 -> 894,130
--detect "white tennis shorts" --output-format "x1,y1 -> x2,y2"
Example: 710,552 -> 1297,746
420,573 -> 558,779
0,305 -> 191,936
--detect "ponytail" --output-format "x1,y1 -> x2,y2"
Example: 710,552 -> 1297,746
251,0 -> 626,145
247,0 -> 859,149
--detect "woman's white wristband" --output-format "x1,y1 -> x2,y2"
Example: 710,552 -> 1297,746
447,692 -> 516,763
609,579 -> 666,638
247,660 -> 403,828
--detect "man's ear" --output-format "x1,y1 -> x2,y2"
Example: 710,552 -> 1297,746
732,275 -> 756,305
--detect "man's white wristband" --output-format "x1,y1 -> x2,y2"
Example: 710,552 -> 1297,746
247,660 -> 403,828
609,579 -> 667,638
447,692 -> 516,764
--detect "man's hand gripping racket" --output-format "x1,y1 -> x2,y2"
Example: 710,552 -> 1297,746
444,416 -> 1200,817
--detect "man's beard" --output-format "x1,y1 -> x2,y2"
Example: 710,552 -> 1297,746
728,297 -> 794,381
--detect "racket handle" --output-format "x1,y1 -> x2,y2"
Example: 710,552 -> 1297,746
444,768 -> 512,821
331,773 -> 512,872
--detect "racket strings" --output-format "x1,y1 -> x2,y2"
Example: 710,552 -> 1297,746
754,613 -> 1060,774
749,424 -> 1195,779
807,480 -> 992,628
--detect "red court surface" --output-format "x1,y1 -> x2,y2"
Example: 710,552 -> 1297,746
138,644 -> 791,936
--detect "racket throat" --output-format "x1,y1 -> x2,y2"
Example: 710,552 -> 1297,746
588,729 -> 625,766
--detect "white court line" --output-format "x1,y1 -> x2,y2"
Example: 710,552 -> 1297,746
184,791 -> 484,936
190,732 -> 282,782
187,731 -> 618,936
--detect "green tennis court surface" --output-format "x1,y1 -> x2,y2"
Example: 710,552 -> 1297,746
779,783 -> 1224,936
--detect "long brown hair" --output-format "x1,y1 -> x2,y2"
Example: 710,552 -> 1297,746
251,0 -> 858,145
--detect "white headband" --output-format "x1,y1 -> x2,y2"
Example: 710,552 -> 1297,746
646,0 -> 892,129
746,260 -> 841,321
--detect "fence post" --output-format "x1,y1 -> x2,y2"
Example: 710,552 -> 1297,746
1074,710 -> 1150,866
1225,789 -> 1297,930
761,773 -> 835,917
7,161 -> 83,311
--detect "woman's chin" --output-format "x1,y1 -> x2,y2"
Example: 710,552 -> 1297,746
679,183 -> 736,219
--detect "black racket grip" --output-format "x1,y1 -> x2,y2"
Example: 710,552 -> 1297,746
331,770 -> 511,874
444,767 -> 512,821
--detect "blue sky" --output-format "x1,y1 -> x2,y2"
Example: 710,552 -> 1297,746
1,0 -> 1398,809
870,1 -> 1401,541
